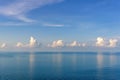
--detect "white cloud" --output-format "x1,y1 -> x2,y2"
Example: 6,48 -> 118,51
48,40 -> 87,48
68,41 -> 80,47
16,36 -> 40,48
82,43 -> 86,47
29,36 -> 39,47
48,40 -> 64,48
96,37 -> 105,47
108,39 -> 118,47
0,0 -> 64,22
16,42 -> 24,47
1,43 -> 7,48
95,37 -> 118,48
67,41 -> 87,47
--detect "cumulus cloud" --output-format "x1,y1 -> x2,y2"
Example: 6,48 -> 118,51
48,40 -> 64,48
82,43 -> 86,47
0,0 -> 64,22
95,37 -> 118,48
16,36 -> 40,48
96,37 -> 105,47
16,42 -> 24,47
67,41 -> 87,47
1,43 -> 7,48
29,36 -> 39,47
108,39 -> 118,47
48,40 -> 87,48
68,41 -> 80,47
13,37 -> 120,49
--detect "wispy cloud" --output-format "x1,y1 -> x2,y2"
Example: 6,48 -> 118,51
0,0 -> 64,22
0,21 -> 65,27
43,23 -> 64,27
0,22 -> 28,26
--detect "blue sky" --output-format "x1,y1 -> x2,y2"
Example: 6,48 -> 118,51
0,0 -> 120,51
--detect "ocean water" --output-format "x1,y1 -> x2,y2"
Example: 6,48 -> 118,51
0,52 -> 120,80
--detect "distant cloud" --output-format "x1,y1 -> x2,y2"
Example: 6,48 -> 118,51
43,23 -> 64,27
16,42 -> 24,47
29,36 -> 39,48
48,40 -> 87,48
8,37 -> 120,50
95,37 -> 118,48
16,36 -> 40,48
0,22 -> 28,26
82,43 -> 86,47
108,39 -> 118,47
48,40 -> 64,48
96,37 -> 105,47
0,0 -> 64,22
67,41 -> 87,47
1,43 -> 7,48
68,41 -> 81,47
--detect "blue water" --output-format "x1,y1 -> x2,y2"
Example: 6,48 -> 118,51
0,52 -> 120,80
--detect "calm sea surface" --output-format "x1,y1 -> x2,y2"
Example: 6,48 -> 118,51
0,52 -> 120,80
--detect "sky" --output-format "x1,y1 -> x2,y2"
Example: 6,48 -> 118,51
0,0 -> 120,51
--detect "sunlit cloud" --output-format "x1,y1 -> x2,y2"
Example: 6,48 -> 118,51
67,41 -> 87,47
68,41 -> 81,47
1,43 -> 7,48
48,40 -> 64,48
16,42 -> 24,47
96,37 -> 105,47
82,43 -> 86,47
16,36 -> 40,48
29,36 -> 39,48
6,36 -> 120,50
95,37 -> 118,48
108,39 -> 118,48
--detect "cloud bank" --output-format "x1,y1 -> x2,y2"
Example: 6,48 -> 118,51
0,36 -> 119,51
48,40 -> 87,48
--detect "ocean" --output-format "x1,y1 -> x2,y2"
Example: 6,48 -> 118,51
0,52 -> 120,80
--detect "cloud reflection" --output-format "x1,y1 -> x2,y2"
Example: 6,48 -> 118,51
52,53 -> 62,76
52,53 -> 62,67
110,53 -> 116,67
71,54 -> 77,70
29,53 -> 35,80
97,53 -> 103,69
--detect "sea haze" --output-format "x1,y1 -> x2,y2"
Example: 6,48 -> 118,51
0,52 -> 120,80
